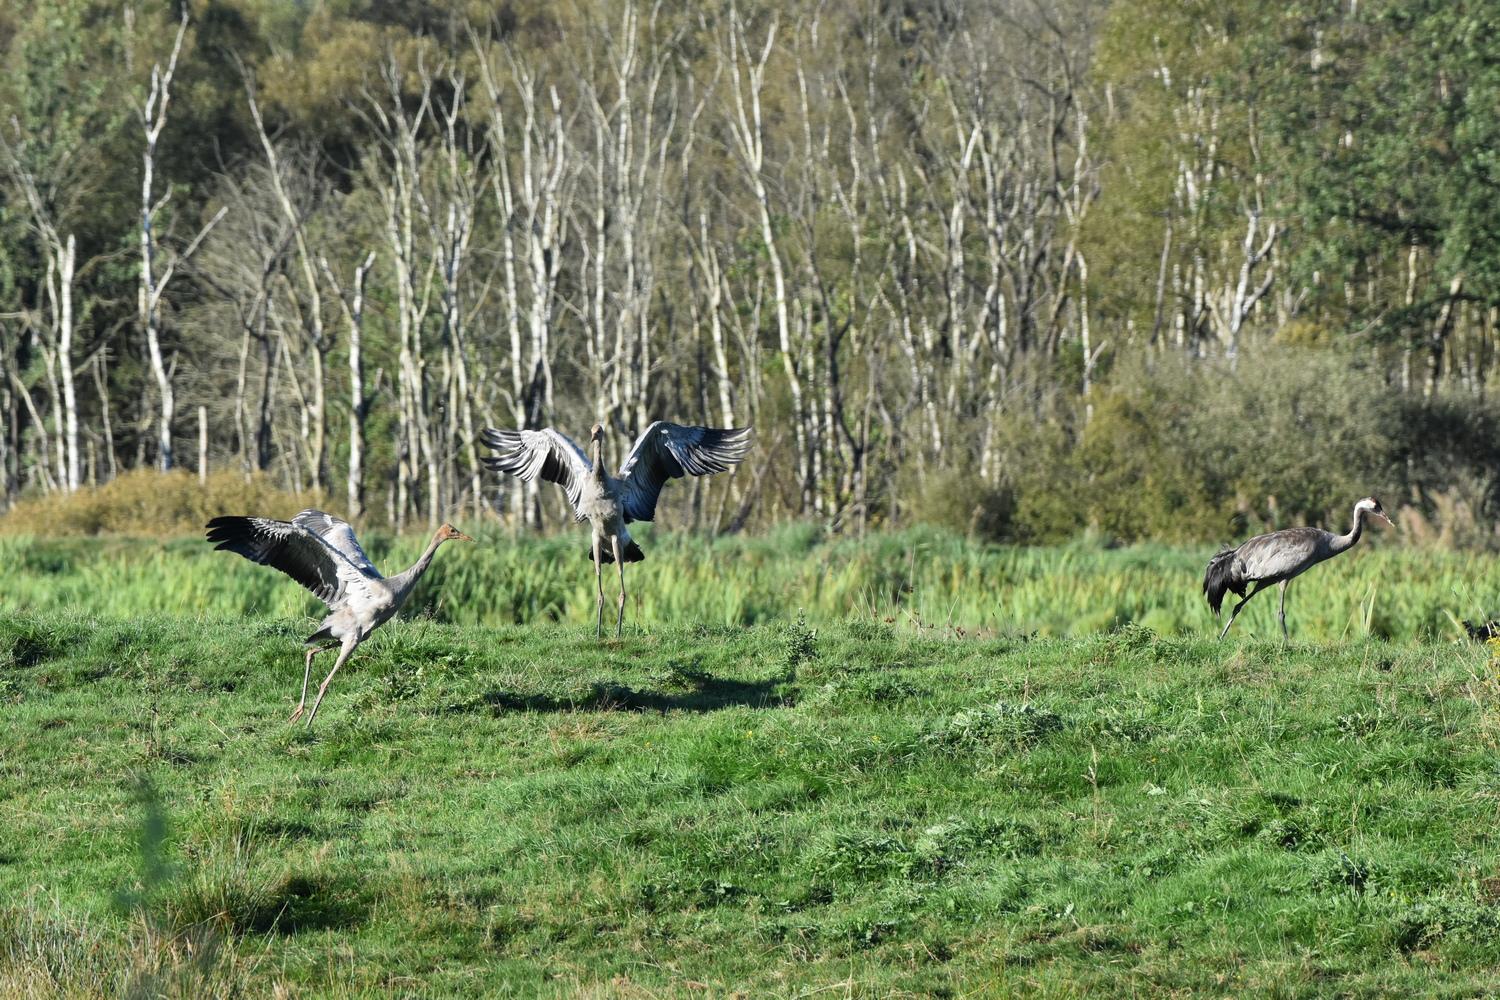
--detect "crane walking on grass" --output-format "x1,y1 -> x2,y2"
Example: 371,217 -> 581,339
481,421 -> 752,637
205,509 -> 473,725
1203,496 -> 1393,640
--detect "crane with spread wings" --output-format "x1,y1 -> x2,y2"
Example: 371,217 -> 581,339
481,421 -> 752,637
206,509 -> 473,724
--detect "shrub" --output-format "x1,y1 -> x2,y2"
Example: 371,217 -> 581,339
966,345 -> 1500,545
912,468 -> 1016,542
0,470 -> 325,537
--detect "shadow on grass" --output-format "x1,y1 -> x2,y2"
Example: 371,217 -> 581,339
122,775 -> 371,946
183,872 -> 369,937
449,674 -> 794,715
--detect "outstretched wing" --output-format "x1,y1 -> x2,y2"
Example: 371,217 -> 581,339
206,514 -> 353,608
292,509 -> 383,581
480,427 -> 594,521
616,421 -> 753,523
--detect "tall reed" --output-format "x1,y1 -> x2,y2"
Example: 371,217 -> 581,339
4,526 -> 1493,641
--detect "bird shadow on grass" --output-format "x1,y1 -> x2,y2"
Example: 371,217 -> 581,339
448,672 -> 796,716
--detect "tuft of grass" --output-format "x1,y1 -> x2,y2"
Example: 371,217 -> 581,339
782,610 -> 819,669
0,778 -> 282,998
926,701 -> 1065,754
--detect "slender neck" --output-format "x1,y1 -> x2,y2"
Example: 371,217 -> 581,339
1331,505 -> 1368,553
392,530 -> 446,596
590,437 -> 606,482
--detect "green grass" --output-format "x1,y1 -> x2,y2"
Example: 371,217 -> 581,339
4,526 -> 1498,640
4,606 -> 1500,997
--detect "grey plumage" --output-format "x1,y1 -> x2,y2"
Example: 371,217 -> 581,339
615,423 -> 753,523
1203,497 -> 1393,640
478,429 -> 593,522
481,420 -> 753,636
206,509 -> 473,725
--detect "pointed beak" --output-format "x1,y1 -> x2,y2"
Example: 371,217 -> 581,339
1378,511 -> 1394,529
455,531 -> 476,543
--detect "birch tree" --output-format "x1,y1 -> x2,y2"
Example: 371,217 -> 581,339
0,146 -> 80,491
322,251 -> 377,519
474,37 -> 576,524
136,10 -> 224,470
359,55 -> 440,527
721,4 -> 811,510
246,83 -> 335,489
576,2 -> 681,433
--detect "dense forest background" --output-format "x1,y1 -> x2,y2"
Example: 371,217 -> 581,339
3,0 -> 1499,544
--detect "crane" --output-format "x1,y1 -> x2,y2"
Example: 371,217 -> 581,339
481,420 -> 752,637
1203,496 -> 1393,640
205,509 -> 473,725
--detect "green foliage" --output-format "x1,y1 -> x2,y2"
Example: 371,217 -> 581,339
968,347 -> 1500,545
1079,350 -> 1404,539
1256,1 -> 1500,328
911,467 -> 1016,542
925,701 -> 1065,755
781,609 -> 819,669
1083,0 -> 1266,333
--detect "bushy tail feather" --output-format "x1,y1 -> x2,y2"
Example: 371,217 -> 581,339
1203,548 -> 1245,615
585,540 -> 646,564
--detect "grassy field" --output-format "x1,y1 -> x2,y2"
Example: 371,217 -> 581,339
4,526 -> 1499,640
4,604 -> 1500,997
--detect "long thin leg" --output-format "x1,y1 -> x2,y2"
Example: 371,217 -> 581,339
1278,580 -> 1289,640
593,535 -> 605,639
305,636 -> 359,728
290,647 -> 321,723
612,536 -> 626,638
1218,581 -> 1268,640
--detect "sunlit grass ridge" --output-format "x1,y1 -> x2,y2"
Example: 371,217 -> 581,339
3,525 -> 1495,640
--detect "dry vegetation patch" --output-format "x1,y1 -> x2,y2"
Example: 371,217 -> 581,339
0,470 -> 323,538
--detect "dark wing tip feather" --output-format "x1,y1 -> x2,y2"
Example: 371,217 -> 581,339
478,429 -> 530,472
203,514 -> 340,605
617,422 -> 752,522
205,515 -> 257,549
480,446 -> 541,482
480,452 -> 521,473
1202,547 -> 1242,615
479,428 -> 590,520
205,514 -> 277,554
694,425 -> 753,471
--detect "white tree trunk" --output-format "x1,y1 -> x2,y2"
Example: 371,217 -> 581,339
58,234 -> 78,491
323,251 -> 376,519
197,404 -> 208,483
137,12 -> 222,471
724,8 -> 809,508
